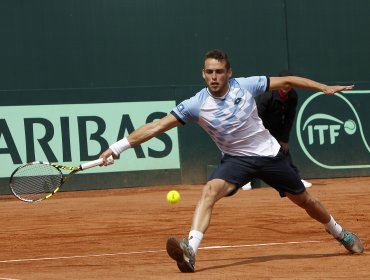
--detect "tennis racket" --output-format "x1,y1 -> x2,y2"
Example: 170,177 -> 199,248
9,156 -> 114,203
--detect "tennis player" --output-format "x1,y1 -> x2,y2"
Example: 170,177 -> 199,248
100,49 -> 364,273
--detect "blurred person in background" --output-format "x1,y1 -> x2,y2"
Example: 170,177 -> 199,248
242,70 -> 312,191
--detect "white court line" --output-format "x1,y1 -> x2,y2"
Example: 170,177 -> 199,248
0,278 -> 21,280
201,240 -> 321,250
0,240 -> 321,264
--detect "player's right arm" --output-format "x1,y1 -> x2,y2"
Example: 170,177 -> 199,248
100,114 -> 181,164
127,114 -> 181,146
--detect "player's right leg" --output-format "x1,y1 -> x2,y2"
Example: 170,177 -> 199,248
166,237 -> 196,272
166,179 -> 235,272
191,179 -> 235,233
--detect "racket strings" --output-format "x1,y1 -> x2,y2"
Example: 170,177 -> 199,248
10,163 -> 62,202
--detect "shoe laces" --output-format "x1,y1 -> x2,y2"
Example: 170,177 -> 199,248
180,239 -> 195,263
340,231 -> 354,246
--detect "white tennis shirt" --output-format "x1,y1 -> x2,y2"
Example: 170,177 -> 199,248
171,76 -> 281,157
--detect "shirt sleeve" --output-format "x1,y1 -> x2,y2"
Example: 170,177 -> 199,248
171,90 -> 206,124
235,76 -> 269,97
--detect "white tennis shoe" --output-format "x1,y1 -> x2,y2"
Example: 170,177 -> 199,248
242,182 -> 252,191
301,179 -> 312,188
242,180 -> 311,190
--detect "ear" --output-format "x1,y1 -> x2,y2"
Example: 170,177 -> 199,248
202,69 -> 206,79
228,67 -> 233,78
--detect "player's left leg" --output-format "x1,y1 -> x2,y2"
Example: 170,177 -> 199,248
286,191 -> 364,254
285,190 -> 330,223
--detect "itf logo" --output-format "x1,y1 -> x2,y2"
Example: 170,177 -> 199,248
296,91 -> 370,169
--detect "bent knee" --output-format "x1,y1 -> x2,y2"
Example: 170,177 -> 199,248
201,181 -> 221,200
201,179 -> 234,202
287,191 -> 318,208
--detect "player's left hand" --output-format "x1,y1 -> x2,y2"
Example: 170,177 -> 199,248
322,85 -> 354,95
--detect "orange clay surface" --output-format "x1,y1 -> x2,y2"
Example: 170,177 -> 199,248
0,177 -> 369,279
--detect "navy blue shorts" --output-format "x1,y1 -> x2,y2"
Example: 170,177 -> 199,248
208,151 -> 305,197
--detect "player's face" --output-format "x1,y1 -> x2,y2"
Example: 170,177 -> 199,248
202,58 -> 232,97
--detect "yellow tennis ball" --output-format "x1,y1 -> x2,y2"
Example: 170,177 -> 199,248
166,190 -> 180,204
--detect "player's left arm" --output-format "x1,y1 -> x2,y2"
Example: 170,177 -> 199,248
269,76 -> 354,95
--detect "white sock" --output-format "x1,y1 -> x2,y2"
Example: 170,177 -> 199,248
324,216 -> 343,238
188,230 -> 203,254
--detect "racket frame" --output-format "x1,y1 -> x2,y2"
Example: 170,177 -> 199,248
9,156 -> 112,203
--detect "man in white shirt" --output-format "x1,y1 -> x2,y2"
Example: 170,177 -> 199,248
100,49 -> 364,273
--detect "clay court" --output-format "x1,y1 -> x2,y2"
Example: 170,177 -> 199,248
0,176 -> 369,279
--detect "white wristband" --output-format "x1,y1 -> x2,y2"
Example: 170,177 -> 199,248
109,138 -> 131,155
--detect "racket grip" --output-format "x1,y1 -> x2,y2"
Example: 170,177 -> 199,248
80,155 -> 114,170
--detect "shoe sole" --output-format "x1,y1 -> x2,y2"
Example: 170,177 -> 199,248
166,237 -> 195,272
166,237 -> 184,263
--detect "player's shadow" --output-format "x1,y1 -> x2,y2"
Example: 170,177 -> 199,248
197,252 -> 346,272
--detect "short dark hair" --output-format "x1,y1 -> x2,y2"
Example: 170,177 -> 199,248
204,49 -> 231,70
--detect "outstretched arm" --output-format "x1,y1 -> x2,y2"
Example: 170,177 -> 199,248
100,114 -> 181,164
269,76 -> 354,95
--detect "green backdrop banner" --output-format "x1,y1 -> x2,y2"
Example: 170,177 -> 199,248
1,0 -> 370,193
0,101 -> 180,178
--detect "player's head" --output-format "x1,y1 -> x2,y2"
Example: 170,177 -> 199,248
204,49 -> 231,70
202,49 -> 232,97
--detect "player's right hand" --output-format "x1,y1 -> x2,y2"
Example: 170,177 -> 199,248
99,149 -> 116,166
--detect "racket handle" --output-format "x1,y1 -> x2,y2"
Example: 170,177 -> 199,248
80,155 -> 114,170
